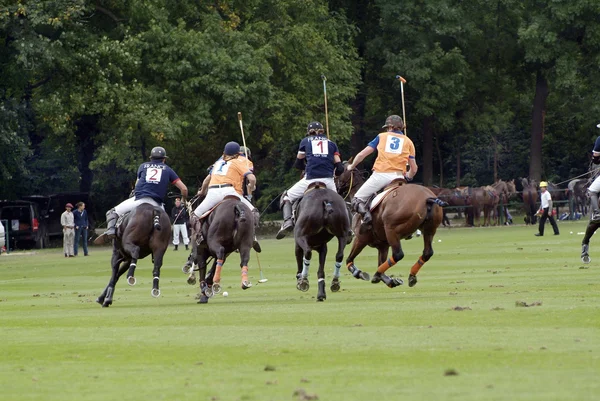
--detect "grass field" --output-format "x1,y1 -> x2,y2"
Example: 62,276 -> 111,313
1,221 -> 599,401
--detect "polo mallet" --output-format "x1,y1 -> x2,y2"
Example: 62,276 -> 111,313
395,75 -> 408,136
237,112 -> 250,170
321,74 -> 330,139
256,252 -> 268,283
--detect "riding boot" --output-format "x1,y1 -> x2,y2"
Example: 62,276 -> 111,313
251,208 -> 261,252
276,201 -> 294,240
174,245 -> 178,251
355,199 -> 372,228
104,209 -> 118,239
590,192 -> 600,222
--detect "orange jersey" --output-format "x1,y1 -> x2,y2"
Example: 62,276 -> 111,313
209,157 -> 253,194
369,131 -> 415,173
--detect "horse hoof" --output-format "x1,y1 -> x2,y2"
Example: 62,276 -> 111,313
297,280 -> 310,292
317,296 -> 326,302
582,255 -> 591,264
359,271 -> 370,281
127,276 -> 136,286
187,276 -> 197,286
182,263 -> 192,274
388,278 -> 404,288
241,280 -> 252,290
102,301 -> 112,308
151,288 -> 161,298
212,283 -> 222,294
408,274 -> 417,287
330,280 -> 341,292
371,273 -> 382,284
198,295 -> 209,304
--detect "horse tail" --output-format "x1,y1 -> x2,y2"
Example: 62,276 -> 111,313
234,203 -> 247,223
426,198 -> 447,220
152,209 -> 162,231
323,200 -> 334,218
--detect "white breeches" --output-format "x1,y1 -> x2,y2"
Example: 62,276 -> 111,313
173,223 -> 189,245
114,197 -> 163,216
193,187 -> 255,218
282,177 -> 336,203
354,172 -> 404,201
589,175 -> 600,193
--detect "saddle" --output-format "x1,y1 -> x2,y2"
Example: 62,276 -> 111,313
368,179 -> 405,212
198,195 -> 240,220
291,182 -> 328,223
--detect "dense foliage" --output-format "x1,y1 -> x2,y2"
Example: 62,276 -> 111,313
1,0 -> 599,218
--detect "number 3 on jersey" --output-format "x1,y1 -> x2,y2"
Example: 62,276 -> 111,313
146,168 -> 163,183
385,135 -> 404,154
311,139 -> 329,155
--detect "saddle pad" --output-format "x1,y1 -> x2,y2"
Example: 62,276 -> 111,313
370,188 -> 394,212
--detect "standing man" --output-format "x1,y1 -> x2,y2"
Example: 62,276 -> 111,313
346,115 -> 417,229
535,181 -> 559,236
61,203 -> 75,257
276,121 -> 345,239
73,202 -> 89,256
171,197 -> 189,251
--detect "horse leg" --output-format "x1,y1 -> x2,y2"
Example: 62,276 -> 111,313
407,230 -> 436,287
198,254 -> 211,304
581,222 -> 600,264
371,232 -> 404,288
239,246 -> 252,290
124,244 -> 140,286
330,236 -> 345,293
150,248 -> 165,298
345,237 -> 370,281
316,243 -> 328,302
295,236 -> 311,292
97,256 -> 129,307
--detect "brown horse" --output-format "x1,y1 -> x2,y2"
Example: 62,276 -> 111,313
336,172 -> 446,289
437,187 -> 473,226
491,179 -> 516,223
522,178 -> 539,225
96,203 -> 171,307
568,179 -> 588,216
469,186 -> 499,226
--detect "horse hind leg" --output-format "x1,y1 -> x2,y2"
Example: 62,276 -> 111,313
295,236 -> 311,292
150,248 -> 166,298
239,247 -> 252,290
371,234 -> 404,289
97,258 -> 129,307
330,236 -> 345,293
408,232 -> 436,287
316,244 -> 327,302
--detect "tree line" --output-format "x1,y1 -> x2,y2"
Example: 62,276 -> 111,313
2,0 -> 599,218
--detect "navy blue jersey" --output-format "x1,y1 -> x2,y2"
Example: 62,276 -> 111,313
298,135 -> 340,179
134,161 -> 180,204
593,136 -> 600,153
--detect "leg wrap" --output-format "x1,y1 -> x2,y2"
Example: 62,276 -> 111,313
410,256 -> 425,276
376,256 -> 396,274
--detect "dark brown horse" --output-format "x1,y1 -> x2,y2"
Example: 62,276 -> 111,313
491,179 -> 516,223
470,186 -> 500,226
568,179 -> 589,216
437,187 -> 473,226
522,178 -> 539,225
337,171 -> 446,289
293,182 -> 351,301
186,196 -> 255,304
96,203 -> 171,307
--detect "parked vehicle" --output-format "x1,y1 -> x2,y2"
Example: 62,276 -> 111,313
0,200 -> 49,249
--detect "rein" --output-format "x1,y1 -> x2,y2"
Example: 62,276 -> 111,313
343,173 -> 354,200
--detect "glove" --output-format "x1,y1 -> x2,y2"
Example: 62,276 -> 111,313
405,175 -> 413,182
244,194 -> 253,202
593,155 -> 600,165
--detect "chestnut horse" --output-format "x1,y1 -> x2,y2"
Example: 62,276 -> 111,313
336,169 -> 446,288
96,203 -> 171,307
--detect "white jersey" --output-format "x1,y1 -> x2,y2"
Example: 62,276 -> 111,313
540,190 -> 552,209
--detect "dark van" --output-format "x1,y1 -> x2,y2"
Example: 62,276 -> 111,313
0,200 -> 49,249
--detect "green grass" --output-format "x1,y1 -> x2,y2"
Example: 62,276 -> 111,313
1,221 -> 599,401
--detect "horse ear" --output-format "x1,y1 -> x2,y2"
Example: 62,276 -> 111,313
347,156 -> 354,164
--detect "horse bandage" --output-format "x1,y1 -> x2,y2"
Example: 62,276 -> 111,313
410,257 -> 425,276
377,256 -> 396,274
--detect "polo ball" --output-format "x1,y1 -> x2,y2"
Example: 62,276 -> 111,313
570,231 -> 573,234
223,291 -> 229,297
438,239 -> 442,242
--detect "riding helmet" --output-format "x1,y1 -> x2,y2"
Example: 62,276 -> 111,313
539,181 -> 548,188
239,146 -> 251,159
150,146 -> 168,159
382,115 -> 404,130
224,141 -> 241,156
306,121 -> 324,136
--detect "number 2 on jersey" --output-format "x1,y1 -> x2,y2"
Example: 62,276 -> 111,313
146,168 -> 163,183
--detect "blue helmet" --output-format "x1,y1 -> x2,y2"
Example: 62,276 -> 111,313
150,146 -> 168,159
224,141 -> 241,156
306,121 -> 324,136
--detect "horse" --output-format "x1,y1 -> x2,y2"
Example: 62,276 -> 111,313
437,187 -> 473,226
184,196 -> 255,304
568,179 -> 588,216
293,182 -> 351,301
336,169 -> 446,289
491,179 -> 516,224
547,182 -> 568,216
96,203 -> 171,307
470,186 -> 499,226
521,178 -> 539,225
427,187 -> 450,226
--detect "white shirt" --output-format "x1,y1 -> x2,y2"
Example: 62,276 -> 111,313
540,190 -> 552,209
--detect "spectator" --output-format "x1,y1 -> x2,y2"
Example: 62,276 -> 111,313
73,201 -> 89,256
171,197 -> 189,251
61,203 -> 75,257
